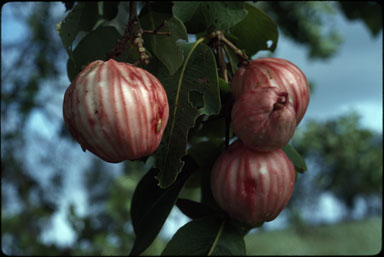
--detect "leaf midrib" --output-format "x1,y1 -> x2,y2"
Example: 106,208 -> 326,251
207,219 -> 225,256
158,37 -> 206,188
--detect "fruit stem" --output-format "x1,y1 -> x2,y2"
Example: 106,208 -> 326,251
206,31 -> 250,68
224,96 -> 233,149
223,45 -> 236,75
218,32 -> 250,67
209,31 -> 232,149
214,35 -> 228,84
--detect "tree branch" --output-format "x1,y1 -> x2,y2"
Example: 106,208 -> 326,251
106,1 -> 149,64
106,1 -> 172,64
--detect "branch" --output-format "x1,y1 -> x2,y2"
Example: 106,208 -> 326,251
129,2 -> 150,64
106,1 -> 150,64
106,2 -> 171,64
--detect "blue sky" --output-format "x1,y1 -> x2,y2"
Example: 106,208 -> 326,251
2,1 -> 382,247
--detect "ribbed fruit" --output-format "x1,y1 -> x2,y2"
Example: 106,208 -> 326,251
231,57 -> 310,125
231,86 -> 296,151
210,140 -> 295,226
63,59 -> 169,163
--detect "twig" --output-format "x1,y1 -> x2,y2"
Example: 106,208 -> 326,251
128,2 -> 150,64
143,20 -> 171,36
207,31 -> 250,67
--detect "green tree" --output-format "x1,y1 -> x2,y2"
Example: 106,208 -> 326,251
291,112 -> 382,217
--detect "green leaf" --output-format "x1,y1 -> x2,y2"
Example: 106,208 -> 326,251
178,2 -> 247,34
176,198 -> 217,220
282,144 -> 307,173
172,2 -> 201,22
161,216 -> 246,256
186,117 -> 226,207
130,167 -> 191,256
57,2 -> 119,77
181,4 -> 207,34
230,3 -> 279,57
200,2 -> 248,32
140,3 -> 188,75
101,2 -> 119,21
189,116 -> 226,143
57,2 -> 118,57
66,26 -> 122,81
188,140 -> 225,168
150,40 -> 220,188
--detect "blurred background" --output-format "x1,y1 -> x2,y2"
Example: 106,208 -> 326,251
1,1 -> 382,255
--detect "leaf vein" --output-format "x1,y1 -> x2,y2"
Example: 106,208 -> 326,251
160,37 -> 206,173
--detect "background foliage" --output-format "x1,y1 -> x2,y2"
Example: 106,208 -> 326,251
1,1 -> 382,255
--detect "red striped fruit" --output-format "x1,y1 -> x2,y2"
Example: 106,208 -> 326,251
63,59 -> 169,163
231,86 -> 296,151
210,140 -> 295,226
231,57 -> 310,125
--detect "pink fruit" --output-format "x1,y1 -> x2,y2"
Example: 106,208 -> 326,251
63,59 -> 169,163
210,140 -> 295,226
231,57 -> 310,125
231,87 -> 296,151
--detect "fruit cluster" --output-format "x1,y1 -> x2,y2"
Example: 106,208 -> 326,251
211,58 -> 310,227
63,56 -> 309,228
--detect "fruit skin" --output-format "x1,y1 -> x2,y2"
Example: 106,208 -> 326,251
210,140 -> 295,226
231,57 -> 310,125
63,59 -> 169,163
231,86 -> 296,151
